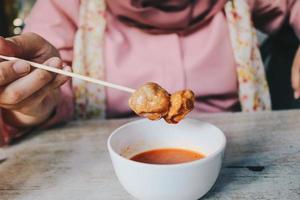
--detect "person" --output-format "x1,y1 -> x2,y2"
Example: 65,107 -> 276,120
0,0 -> 300,146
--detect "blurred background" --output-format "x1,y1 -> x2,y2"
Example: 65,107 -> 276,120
0,0 -> 299,110
0,0 -> 36,37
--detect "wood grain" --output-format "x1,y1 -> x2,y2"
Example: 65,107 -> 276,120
0,110 -> 300,200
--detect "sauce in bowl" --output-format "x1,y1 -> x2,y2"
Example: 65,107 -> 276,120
130,148 -> 204,165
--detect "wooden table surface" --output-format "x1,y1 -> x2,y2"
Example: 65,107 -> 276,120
0,110 -> 300,200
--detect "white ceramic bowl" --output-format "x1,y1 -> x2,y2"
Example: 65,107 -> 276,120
107,118 -> 226,200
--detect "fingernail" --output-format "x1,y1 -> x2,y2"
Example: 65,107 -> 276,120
13,60 -> 30,75
64,66 -> 72,72
294,91 -> 300,99
48,57 -> 61,67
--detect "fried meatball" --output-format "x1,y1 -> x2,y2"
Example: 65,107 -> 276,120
164,90 -> 195,124
129,82 -> 195,123
128,82 -> 170,120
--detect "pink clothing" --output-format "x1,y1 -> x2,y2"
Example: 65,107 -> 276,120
1,0 -> 300,145
106,0 -> 228,33
104,10 -> 238,117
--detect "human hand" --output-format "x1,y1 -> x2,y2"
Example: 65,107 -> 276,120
0,33 -> 70,127
292,46 -> 300,99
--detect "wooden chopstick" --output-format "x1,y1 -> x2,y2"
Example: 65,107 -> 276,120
0,55 -> 135,94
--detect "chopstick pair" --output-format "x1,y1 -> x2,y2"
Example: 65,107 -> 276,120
0,55 -> 135,93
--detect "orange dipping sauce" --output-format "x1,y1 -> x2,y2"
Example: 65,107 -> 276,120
130,148 -> 205,165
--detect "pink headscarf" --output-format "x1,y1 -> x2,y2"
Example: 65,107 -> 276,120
106,0 -> 228,33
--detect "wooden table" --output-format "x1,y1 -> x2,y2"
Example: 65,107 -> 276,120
0,110 -> 300,200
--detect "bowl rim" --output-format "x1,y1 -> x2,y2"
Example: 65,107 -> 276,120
107,118 -> 226,168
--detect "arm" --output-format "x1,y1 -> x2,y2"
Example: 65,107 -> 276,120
248,0 -> 300,99
23,0 -> 81,126
0,0 -> 80,146
0,38 -> 70,146
248,0 -> 300,38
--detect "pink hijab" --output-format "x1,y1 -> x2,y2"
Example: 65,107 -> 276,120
106,0 -> 228,33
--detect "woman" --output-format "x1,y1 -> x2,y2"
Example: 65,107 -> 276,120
0,0 -> 300,145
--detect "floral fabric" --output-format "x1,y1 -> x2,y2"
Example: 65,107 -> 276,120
225,0 -> 271,111
73,0 -> 271,118
73,0 -> 107,118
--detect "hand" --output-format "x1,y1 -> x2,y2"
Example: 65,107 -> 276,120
292,46 -> 300,99
0,33 -> 70,127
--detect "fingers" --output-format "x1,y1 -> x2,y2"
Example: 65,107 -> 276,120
4,83 -> 59,113
292,47 -> 300,99
1,89 -> 61,126
43,57 -> 71,89
0,32 -> 59,62
0,55 -> 69,127
43,57 -> 63,69
51,65 -> 71,89
292,67 -> 300,99
2,65 -> 70,113
0,57 -> 63,105
0,60 -> 31,86
0,36 -> 22,57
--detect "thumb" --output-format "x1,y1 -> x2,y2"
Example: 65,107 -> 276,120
0,36 -> 23,57
0,32 -> 59,61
